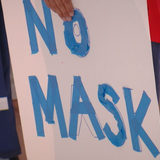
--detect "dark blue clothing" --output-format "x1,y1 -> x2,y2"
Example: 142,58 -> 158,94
151,42 -> 160,102
0,1 -> 21,158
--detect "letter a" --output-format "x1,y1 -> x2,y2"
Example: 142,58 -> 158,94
69,76 -> 105,140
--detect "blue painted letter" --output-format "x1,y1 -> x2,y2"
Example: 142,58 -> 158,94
63,9 -> 90,57
29,75 -> 68,138
69,76 -> 105,140
123,88 -> 159,157
23,0 -> 57,54
98,84 -> 127,147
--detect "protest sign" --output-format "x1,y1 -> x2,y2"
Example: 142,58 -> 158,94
2,0 -> 160,159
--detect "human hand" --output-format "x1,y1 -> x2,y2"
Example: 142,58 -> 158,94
43,0 -> 74,21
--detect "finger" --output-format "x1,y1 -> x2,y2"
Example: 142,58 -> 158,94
62,0 -> 74,17
54,0 -> 72,21
43,0 -> 51,8
48,0 -> 67,21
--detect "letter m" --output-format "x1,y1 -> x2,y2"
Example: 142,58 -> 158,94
23,0 -> 57,54
29,75 -> 68,138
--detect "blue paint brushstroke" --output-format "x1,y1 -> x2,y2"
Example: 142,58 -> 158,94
123,87 -> 159,158
98,84 -> 127,147
69,76 -> 105,140
63,9 -> 90,57
23,0 -> 57,54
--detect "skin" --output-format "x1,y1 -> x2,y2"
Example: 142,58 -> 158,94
43,0 -> 74,21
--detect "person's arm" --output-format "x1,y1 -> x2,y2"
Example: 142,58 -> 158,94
43,0 -> 74,21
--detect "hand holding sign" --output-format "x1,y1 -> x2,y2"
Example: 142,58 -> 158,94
43,0 -> 74,21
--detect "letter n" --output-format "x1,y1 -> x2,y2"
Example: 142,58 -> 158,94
23,0 -> 57,54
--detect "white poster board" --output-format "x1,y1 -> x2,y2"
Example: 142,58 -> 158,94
2,0 -> 160,160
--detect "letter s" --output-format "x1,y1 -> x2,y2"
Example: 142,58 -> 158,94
98,84 -> 127,147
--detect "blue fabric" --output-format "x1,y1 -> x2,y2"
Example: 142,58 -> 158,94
0,1 -> 21,158
151,42 -> 160,102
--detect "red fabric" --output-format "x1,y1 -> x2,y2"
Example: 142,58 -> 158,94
147,0 -> 160,43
